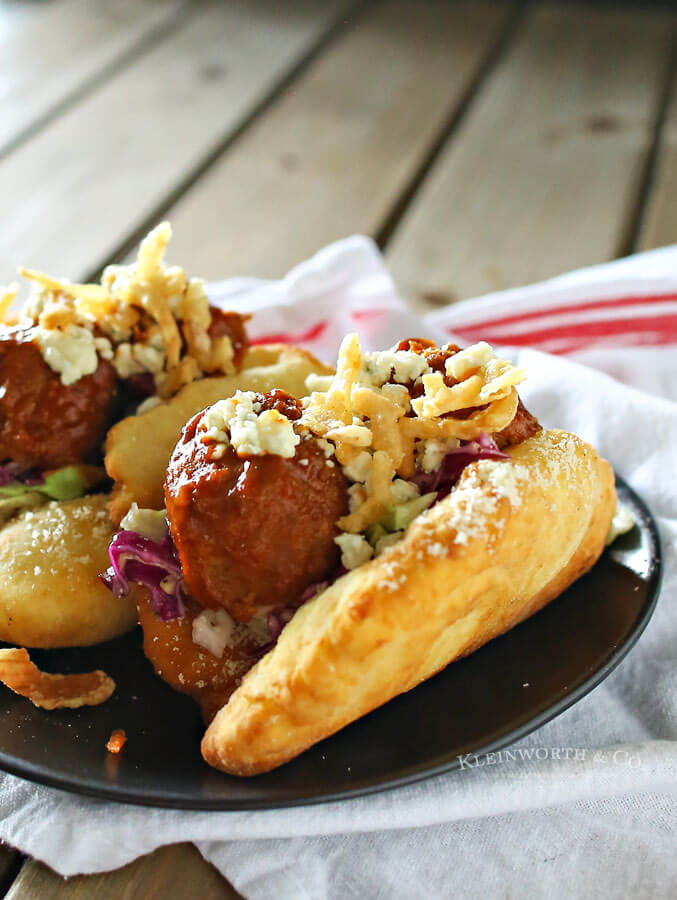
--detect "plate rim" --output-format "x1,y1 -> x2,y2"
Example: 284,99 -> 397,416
0,476 -> 663,810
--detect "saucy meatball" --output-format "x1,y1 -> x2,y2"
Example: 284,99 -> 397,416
164,392 -> 348,623
118,308 -> 250,405
495,398 -> 541,448
0,328 -> 117,469
137,592 -> 263,722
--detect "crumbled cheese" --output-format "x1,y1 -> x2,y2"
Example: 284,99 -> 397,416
201,396 -> 244,445
445,341 -> 494,380
33,324 -> 99,386
120,503 -> 168,542
135,343 -> 165,373
200,391 -> 300,459
366,349 -> 430,385
335,533 -> 374,570
192,608 -> 235,658
380,382 -> 411,410
325,424 -> 372,447
110,343 -> 140,378
417,437 -> 460,474
606,503 -> 635,545
94,336 -> 113,360
112,341 -> 166,378
234,408 -> 299,458
348,483 -> 367,513
342,451 -> 372,483
315,438 -> 335,459
389,478 -> 420,504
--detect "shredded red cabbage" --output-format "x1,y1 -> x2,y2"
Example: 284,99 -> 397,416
299,580 -> 330,604
100,530 -> 186,621
266,608 -> 295,641
0,462 -> 44,487
413,433 -> 509,499
257,583 -> 332,653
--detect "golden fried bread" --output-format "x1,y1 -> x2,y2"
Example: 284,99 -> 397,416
0,495 -> 137,648
201,430 -> 616,775
105,344 -> 333,523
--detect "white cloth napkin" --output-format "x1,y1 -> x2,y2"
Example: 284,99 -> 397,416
1,239 -> 676,899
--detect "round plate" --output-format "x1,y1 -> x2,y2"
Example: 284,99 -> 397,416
0,477 -> 661,809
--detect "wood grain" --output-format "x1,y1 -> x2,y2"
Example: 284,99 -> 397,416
385,4 -> 675,309
153,0 -> 510,280
638,64 -> 677,250
5,844 -> 241,900
0,0 -> 350,285
0,0 -> 187,157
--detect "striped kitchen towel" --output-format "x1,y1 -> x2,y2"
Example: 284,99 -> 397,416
207,236 -> 677,400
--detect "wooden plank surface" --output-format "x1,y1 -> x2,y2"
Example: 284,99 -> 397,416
638,63 -> 677,250
153,0 -> 511,280
385,4 -> 675,309
5,844 -> 240,900
0,0 -> 187,157
0,0 -> 351,285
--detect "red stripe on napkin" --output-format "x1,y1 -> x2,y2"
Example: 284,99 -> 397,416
449,291 -> 677,333
451,313 -> 677,348
538,331 -> 677,355
251,320 -> 328,345
350,308 -> 391,321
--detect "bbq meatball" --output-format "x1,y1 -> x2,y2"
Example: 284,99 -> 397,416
137,592 -> 265,722
0,328 -> 117,468
164,391 -> 348,622
495,398 -> 541,448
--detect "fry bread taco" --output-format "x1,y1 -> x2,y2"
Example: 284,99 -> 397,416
0,224 -> 322,650
101,333 -> 619,773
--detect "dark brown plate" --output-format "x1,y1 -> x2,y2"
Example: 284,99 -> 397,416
0,477 -> 661,809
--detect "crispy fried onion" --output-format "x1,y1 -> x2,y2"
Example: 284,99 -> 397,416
0,284 -> 18,323
106,729 -> 127,754
0,648 -> 115,710
301,333 -> 524,534
17,223 -> 236,398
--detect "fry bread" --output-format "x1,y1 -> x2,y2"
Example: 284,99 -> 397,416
0,494 -> 137,648
105,344 -> 333,523
202,429 -> 616,775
